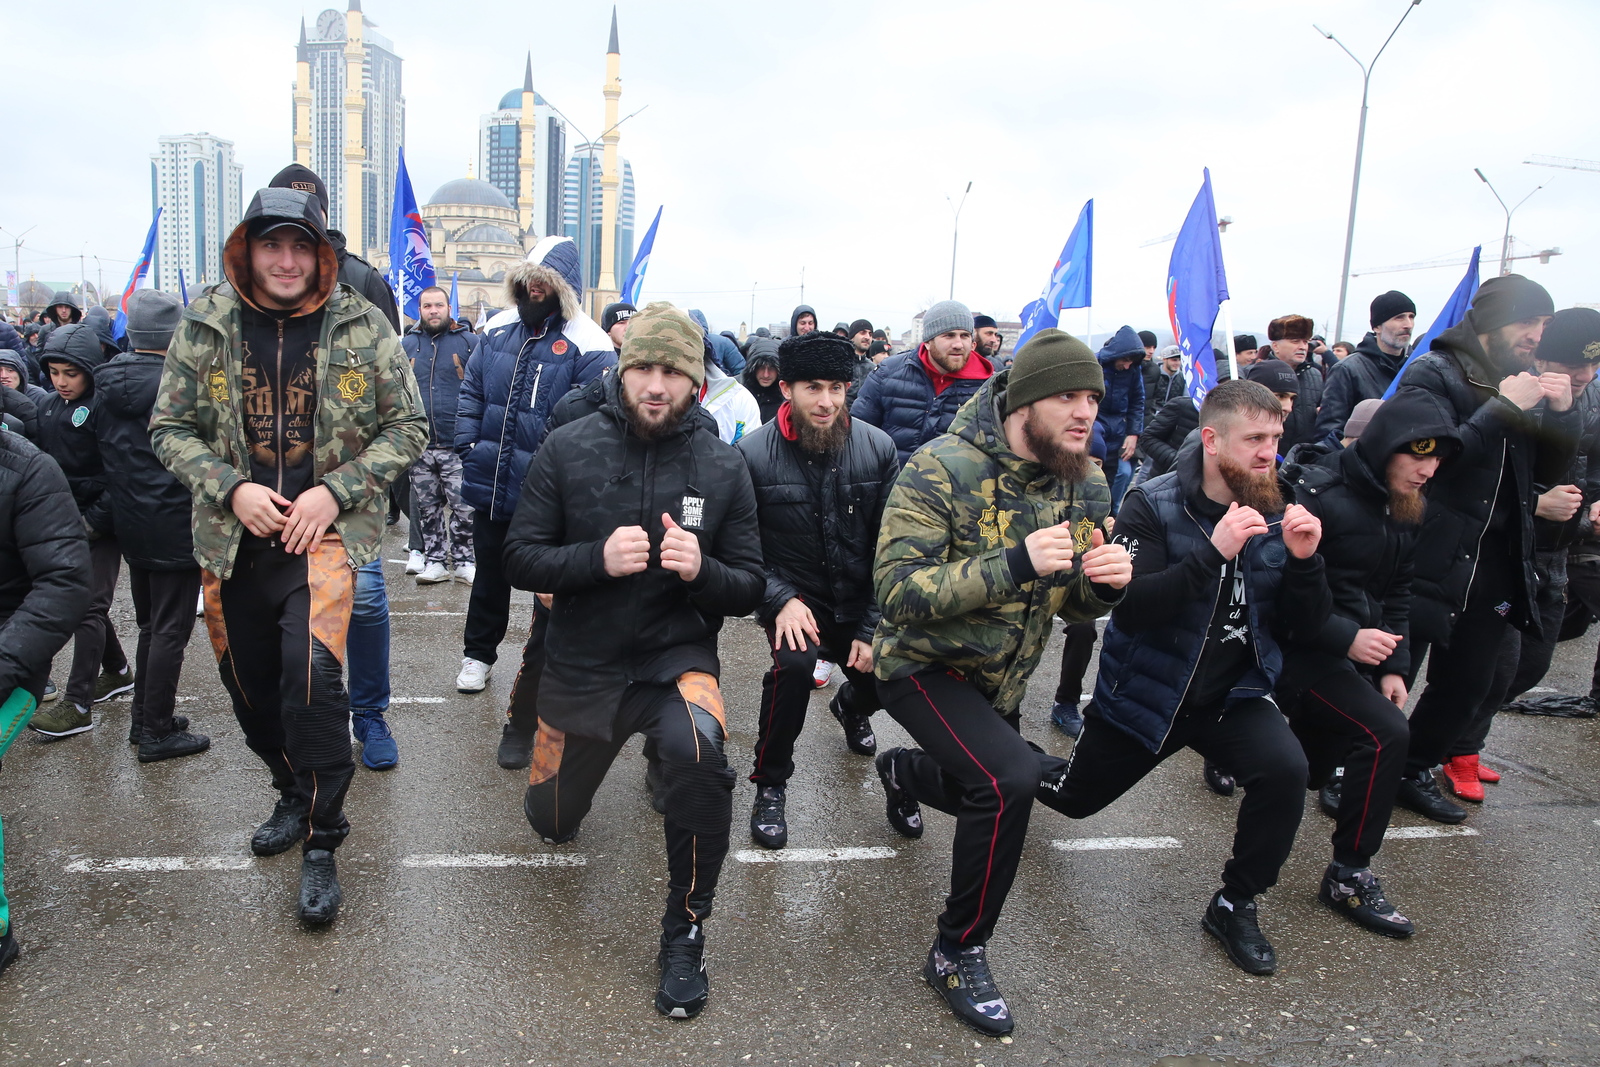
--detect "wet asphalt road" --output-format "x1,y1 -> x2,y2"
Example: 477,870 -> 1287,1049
1,526 -> 1598,1067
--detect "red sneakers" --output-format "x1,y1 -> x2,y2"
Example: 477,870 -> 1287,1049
1477,760 -> 1502,784
1442,755 -> 1486,802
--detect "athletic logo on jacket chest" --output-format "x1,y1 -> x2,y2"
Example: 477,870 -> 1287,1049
680,495 -> 705,529
978,505 -> 1014,547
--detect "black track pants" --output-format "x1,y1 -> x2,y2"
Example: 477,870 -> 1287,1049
1285,670 -> 1409,868
1052,622 -> 1099,707
751,616 -> 880,788
202,538 -> 355,853
523,673 -> 735,941
127,565 -> 201,739
462,515 -> 512,665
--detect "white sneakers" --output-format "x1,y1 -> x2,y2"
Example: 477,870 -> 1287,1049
405,550 -> 425,575
812,659 -> 834,688
452,563 -> 476,585
456,657 -> 492,693
417,562 -> 451,584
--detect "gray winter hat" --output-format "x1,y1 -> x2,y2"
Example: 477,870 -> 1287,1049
125,289 -> 184,352
921,300 -> 975,342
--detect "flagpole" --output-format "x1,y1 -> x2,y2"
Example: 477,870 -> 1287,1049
1220,297 -> 1238,380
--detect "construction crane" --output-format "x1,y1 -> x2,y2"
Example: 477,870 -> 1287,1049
1525,154 -> 1600,173
1353,238 -> 1561,277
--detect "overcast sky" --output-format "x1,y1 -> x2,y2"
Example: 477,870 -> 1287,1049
10,0 -> 1597,344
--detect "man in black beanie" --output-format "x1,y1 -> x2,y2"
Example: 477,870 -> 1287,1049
734,332 -> 898,849
1317,290 -> 1416,441
1389,274 -> 1575,823
974,316 -> 1003,361
601,301 -> 635,352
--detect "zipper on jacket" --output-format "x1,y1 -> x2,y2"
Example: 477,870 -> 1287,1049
1155,502 -> 1229,752
275,317 -> 286,495
528,363 -> 544,411
489,335 -> 534,515
1461,439 -> 1507,611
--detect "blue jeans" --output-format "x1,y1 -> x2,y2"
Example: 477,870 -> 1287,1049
1110,457 -> 1134,513
348,559 -> 390,718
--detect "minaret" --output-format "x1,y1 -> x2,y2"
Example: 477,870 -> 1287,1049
343,0 -> 367,251
293,19 -> 313,166
594,7 -> 623,313
517,53 -> 537,236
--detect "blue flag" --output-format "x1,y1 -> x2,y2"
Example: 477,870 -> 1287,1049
387,147 -> 436,321
1165,169 -> 1230,403
112,207 -> 162,340
178,269 -> 189,307
1015,199 -> 1093,350
621,206 -> 662,306
1381,247 -> 1482,401
449,271 -> 459,321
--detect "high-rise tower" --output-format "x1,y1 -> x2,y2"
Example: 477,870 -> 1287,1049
150,133 -> 244,292
342,1 -> 366,253
293,20 -> 313,166
518,54 -> 537,236
592,7 -> 623,314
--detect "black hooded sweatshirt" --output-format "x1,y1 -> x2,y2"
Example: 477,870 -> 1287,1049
501,383 -> 764,741
740,336 -> 784,424
1315,332 -> 1408,441
1278,389 -> 1462,693
36,323 -> 112,534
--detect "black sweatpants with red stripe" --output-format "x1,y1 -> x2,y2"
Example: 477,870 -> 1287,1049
751,616 -> 879,788
1284,668 -> 1409,869
881,669 -> 1068,947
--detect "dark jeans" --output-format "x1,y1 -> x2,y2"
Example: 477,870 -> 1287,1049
65,536 -> 129,707
1284,669 -> 1409,868
882,669 -> 1069,946
127,565 -> 201,739
1039,696 -> 1307,899
202,538 -> 355,853
1406,547 -> 1514,774
1451,556 -> 1567,758
463,515 -> 512,665
752,614 -> 880,788
523,672 -> 735,940
347,560 -> 390,719
1052,622 -> 1099,707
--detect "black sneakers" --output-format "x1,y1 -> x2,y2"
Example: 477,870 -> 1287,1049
829,694 -> 876,756
298,849 -> 342,924
923,939 -> 1013,1035
1395,769 -> 1466,824
129,714 -> 189,745
1319,768 -> 1343,819
251,796 -> 308,857
1201,891 -> 1276,975
137,729 -> 211,764
1203,759 -> 1237,797
1319,864 -> 1415,938
749,786 -> 788,849
655,926 -> 709,1019
496,722 -> 534,770
875,748 -> 924,839
0,922 -> 18,977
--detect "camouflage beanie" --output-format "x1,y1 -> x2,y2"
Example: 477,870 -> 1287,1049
1003,328 -> 1102,415
618,301 -> 706,388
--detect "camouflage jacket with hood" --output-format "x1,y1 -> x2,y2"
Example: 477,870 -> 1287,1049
150,188 -> 427,578
872,371 -> 1122,715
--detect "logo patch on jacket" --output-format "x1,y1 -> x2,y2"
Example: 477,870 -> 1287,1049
551,339 -> 569,356
336,367 -> 369,402
70,406 -> 88,427
680,495 -> 705,529
208,367 -> 230,403
977,505 -> 1014,547
1074,517 -> 1096,553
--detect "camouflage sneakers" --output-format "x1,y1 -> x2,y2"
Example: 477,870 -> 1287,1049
1318,865 -> 1415,938
923,939 -> 1013,1036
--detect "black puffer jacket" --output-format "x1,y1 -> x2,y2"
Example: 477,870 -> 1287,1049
1315,333 -> 1407,441
502,381 -> 764,741
1394,319 -> 1581,643
0,432 -> 91,695
740,337 -> 784,424
1278,389 -> 1461,693
1138,395 -> 1197,478
92,351 -> 196,570
331,230 -> 401,333
736,407 -> 898,642
35,324 -> 111,535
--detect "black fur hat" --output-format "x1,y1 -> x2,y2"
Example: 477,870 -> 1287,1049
778,331 -> 857,383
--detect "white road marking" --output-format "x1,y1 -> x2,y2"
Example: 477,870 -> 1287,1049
401,853 -> 586,868
1051,836 -> 1183,851
66,857 -> 253,873
386,559 -> 413,565
390,697 -> 447,704
391,611 -> 467,617
1383,826 -> 1480,840
735,847 -> 897,863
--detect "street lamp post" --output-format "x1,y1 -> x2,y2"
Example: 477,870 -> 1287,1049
0,225 -> 35,310
1317,0 -> 1421,343
946,181 -> 972,301
1475,168 -> 1545,277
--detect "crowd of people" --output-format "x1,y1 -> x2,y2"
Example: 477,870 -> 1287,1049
1,168 -> 1598,1039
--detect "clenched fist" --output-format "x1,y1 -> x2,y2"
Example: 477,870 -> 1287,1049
603,524 -> 651,577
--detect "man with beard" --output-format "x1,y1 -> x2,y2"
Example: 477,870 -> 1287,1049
1277,392 -> 1460,940
502,302 -> 763,1020
735,332 -> 898,849
1389,275 -> 1575,824
852,301 -> 993,468
601,301 -> 635,352
1037,380 -> 1330,977
870,329 -> 1133,1034
1317,292 -> 1416,441
973,315 -> 1003,362
453,236 -> 615,695
404,286 -> 479,586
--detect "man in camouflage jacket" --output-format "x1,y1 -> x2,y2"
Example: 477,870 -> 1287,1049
151,187 -> 425,926
869,330 -> 1131,1037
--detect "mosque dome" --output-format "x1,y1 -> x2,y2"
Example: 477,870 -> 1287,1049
454,223 -> 520,246
498,88 -> 549,110
427,178 -> 512,209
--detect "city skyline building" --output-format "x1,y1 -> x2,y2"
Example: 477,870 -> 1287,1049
291,2 -> 404,255
479,56 -> 567,240
149,132 -> 244,293
562,142 -> 635,296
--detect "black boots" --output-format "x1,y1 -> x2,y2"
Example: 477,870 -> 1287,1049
1395,768 -> 1466,824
